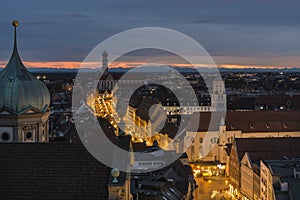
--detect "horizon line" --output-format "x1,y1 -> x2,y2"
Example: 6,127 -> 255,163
0,61 -> 298,70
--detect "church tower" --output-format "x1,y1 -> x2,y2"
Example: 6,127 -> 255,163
211,76 -> 226,111
102,50 -> 108,75
0,21 -> 50,143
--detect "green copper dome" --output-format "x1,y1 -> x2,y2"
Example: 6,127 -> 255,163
0,22 -> 50,115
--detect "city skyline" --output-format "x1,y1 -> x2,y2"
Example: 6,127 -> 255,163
1,2 -> 300,200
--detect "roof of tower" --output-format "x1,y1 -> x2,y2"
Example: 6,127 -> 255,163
102,50 -> 108,57
0,20 -> 50,115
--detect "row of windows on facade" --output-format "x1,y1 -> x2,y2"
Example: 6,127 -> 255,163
191,136 -> 234,145
138,161 -> 164,166
1,131 -> 33,141
166,107 -> 212,114
165,104 -> 211,108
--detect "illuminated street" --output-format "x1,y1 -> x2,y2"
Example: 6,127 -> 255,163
88,92 -> 119,129
195,176 -> 236,200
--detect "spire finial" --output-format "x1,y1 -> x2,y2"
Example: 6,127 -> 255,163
12,20 -> 19,48
12,20 -> 19,27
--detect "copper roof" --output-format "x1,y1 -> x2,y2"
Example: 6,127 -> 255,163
0,22 -> 50,114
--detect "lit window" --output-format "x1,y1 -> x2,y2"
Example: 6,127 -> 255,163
227,137 -> 234,143
249,123 -> 254,129
191,146 -> 195,155
211,137 -> 219,144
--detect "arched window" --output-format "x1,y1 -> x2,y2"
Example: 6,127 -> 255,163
227,136 -> 234,144
191,146 -> 195,155
199,137 -> 203,143
199,146 -> 203,159
211,137 -> 219,144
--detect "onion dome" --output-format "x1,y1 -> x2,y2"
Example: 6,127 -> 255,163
0,20 -> 50,114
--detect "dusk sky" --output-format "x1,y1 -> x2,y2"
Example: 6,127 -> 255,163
1,0 -> 300,68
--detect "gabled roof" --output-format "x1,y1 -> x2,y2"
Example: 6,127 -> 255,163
187,112 -> 224,132
233,137 -> 300,164
241,152 -> 253,169
225,110 -> 300,132
188,110 -> 300,133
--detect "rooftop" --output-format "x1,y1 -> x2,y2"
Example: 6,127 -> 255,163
234,137 -> 300,164
188,110 -> 300,133
0,124 -> 130,199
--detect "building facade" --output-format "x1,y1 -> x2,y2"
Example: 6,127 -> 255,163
227,137 -> 300,200
185,110 -> 300,164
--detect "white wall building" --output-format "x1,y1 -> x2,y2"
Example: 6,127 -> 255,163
185,110 -> 300,164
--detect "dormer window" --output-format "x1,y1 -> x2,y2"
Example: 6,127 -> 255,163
249,123 -> 254,129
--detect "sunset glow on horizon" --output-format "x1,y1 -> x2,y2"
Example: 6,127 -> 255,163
0,61 -> 297,70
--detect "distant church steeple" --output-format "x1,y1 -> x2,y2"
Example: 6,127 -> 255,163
211,76 -> 226,111
102,50 -> 108,75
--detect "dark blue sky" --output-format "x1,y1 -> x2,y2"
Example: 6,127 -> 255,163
1,0 -> 300,68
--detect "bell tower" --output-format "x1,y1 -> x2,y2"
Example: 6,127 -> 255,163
102,50 -> 108,75
211,77 -> 226,111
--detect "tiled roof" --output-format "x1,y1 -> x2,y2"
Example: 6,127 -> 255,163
0,141 -> 110,200
225,110 -> 300,132
0,123 -> 130,199
187,112 -> 224,132
187,110 -> 300,133
234,137 -> 300,164
131,160 -> 192,199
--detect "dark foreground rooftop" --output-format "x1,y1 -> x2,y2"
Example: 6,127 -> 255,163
0,124 -> 132,200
